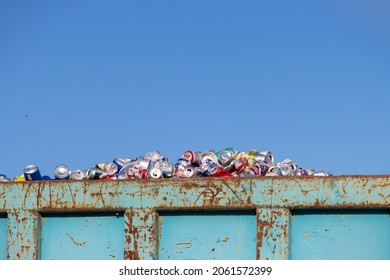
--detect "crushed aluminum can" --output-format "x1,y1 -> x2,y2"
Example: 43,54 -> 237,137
147,167 -> 163,179
295,168 -> 309,176
266,165 -> 282,176
255,151 -> 274,165
160,161 -> 174,178
113,157 -> 133,170
217,149 -> 234,167
24,164 -> 42,181
0,174 -> 11,182
86,168 -> 104,180
54,164 -> 70,180
143,150 -> 163,161
233,159 -> 246,173
184,166 -> 200,178
200,151 -> 218,165
182,150 -> 202,166
200,159 -> 219,175
314,171 -> 332,176
96,163 -> 118,176
306,169 -> 316,176
69,170 -> 86,180
13,175 -> 25,182
173,168 -> 186,178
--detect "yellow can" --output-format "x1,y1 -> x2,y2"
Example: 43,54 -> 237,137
13,175 -> 26,182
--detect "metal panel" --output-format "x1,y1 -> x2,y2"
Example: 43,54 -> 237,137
0,214 -> 7,260
290,210 -> 390,260
158,211 -> 256,260
40,213 -> 124,260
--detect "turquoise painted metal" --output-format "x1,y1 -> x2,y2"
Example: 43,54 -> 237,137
0,176 -> 389,260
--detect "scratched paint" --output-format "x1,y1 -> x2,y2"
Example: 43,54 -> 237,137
40,213 -> 124,260
290,210 -> 390,259
0,176 -> 389,260
0,214 -> 6,260
158,211 -> 256,260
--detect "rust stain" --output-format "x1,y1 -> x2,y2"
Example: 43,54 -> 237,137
66,233 -> 87,247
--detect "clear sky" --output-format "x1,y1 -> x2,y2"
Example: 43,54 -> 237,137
1,0 -> 389,178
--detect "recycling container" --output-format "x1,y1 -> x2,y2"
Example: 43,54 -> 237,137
0,176 -> 389,260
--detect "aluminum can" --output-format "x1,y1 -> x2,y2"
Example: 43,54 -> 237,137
160,162 -> 174,178
266,165 -> 282,176
314,171 -> 332,176
143,150 -> 162,161
24,164 -> 42,181
54,164 -> 70,180
200,151 -> 218,165
69,170 -> 86,180
41,175 -> 52,180
255,151 -> 274,164
184,166 -> 200,178
13,175 -> 26,182
200,159 -> 219,175
113,157 -> 133,170
147,167 -> 163,179
86,168 -> 104,180
96,163 -> 118,175
182,150 -> 202,165
217,150 -> 234,167
233,159 -> 246,173
306,169 -> 316,176
0,174 -> 11,182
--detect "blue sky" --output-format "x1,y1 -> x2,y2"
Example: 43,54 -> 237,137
1,0 -> 389,178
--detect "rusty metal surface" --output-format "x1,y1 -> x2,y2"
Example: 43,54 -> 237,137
0,176 -> 389,211
0,176 -> 389,260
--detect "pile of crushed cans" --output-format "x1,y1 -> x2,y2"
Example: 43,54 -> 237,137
0,148 -> 332,182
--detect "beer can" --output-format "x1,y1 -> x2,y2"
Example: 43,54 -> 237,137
69,170 -> 86,180
54,164 -> 70,180
24,164 -> 42,181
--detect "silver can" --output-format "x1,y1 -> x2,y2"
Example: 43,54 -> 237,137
54,164 -> 70,180
86,168 -> 104,180
184,166 -> 200,178
143,150 -> 162,161
96,163 -> 118,175
69,170 -> 86,180
147,167 -> 163,179
217,150 -> 234,167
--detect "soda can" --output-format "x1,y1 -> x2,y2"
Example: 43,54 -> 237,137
86,168 -> 104,180
24,164 -> 42,181
41,175 -> 52,180
96,163 -> 118,175
209,167 -> 233,178
54,164 -> 70,180
200,152 -> 218,165
69,170 -> 86,180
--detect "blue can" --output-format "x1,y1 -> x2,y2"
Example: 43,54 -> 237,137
24,164 -> 42,181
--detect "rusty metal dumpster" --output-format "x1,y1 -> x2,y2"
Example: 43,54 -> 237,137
0,176 -> 389,260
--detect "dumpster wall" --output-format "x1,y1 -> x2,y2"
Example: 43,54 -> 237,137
0,176 -> 389,260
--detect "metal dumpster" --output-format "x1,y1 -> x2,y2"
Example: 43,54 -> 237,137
0,176 -> 389,260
